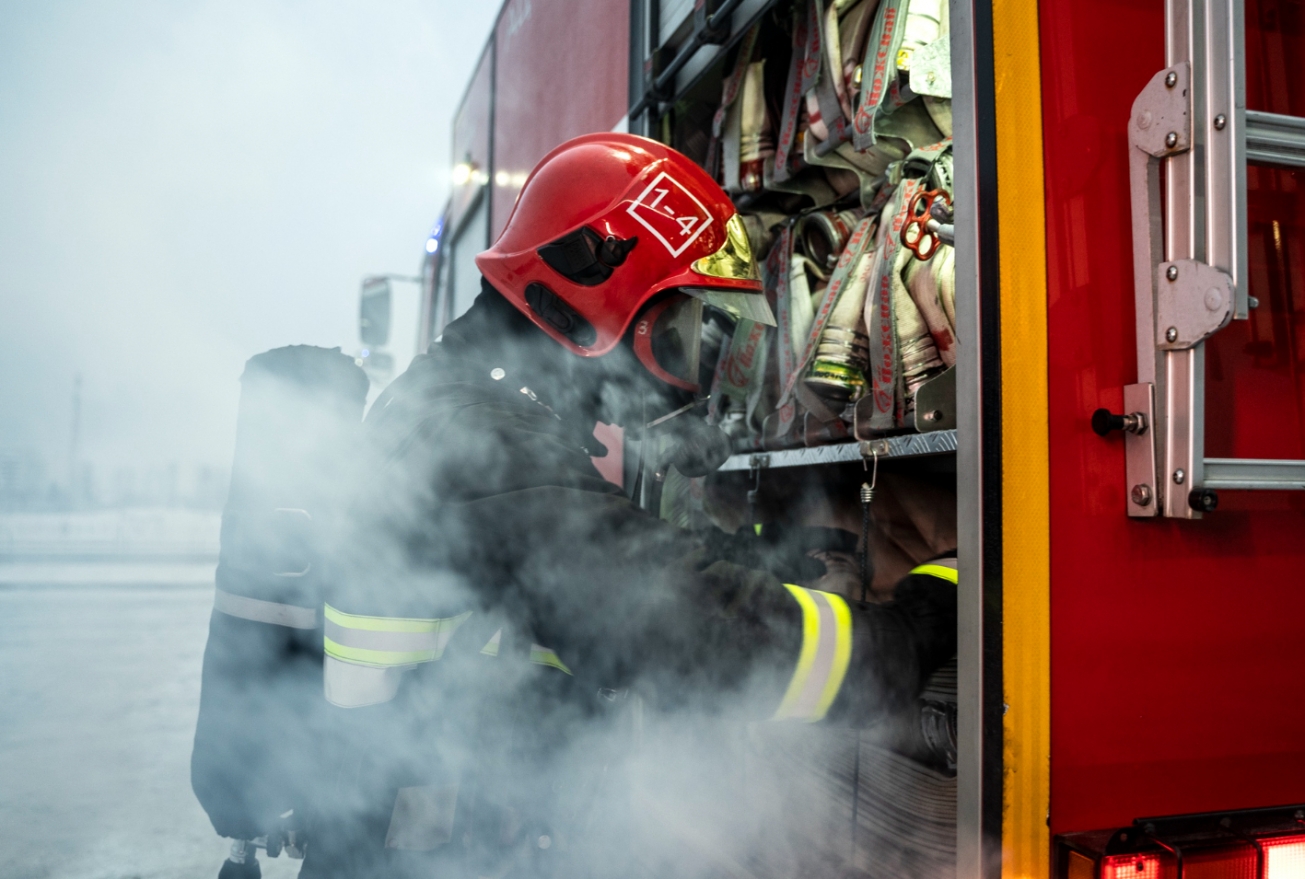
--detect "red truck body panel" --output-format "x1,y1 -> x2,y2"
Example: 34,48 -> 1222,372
490,0 -> 630,241
1041,0 -> 1305,835
450,45 -> 493,233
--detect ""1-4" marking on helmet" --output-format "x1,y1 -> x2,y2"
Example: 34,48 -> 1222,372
626,171 -> 714,258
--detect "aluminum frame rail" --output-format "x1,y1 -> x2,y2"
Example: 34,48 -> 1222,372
1245,110 -> 1305,168
717,430 -> 958,471
1123,0 -> 1305,517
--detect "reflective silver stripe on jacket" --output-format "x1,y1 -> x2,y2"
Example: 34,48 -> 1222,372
322,605 -> 471,668
322,605 -> 471,708
213,588 -> 317,630
772,584 -> 853,722
324,657 -> 405,708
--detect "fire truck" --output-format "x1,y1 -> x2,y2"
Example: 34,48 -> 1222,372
405,0 -> 1305,876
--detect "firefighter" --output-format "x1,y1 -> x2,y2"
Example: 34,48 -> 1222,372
299,133 -> 957,878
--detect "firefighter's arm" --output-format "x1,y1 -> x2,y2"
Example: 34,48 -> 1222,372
463,486 -> 957,725
683,555 -> 957,725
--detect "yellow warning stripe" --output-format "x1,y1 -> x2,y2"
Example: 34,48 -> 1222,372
994,0 -> 1052,875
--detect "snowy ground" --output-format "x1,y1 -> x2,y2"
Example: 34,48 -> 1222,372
0,518 -> 302,878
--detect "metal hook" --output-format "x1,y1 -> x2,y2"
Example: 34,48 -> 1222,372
859,448 -> 879,602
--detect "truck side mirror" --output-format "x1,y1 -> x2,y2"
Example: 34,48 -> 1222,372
359,277 -> 392,347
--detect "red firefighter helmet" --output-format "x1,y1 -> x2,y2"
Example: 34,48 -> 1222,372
476,133 -> 774,391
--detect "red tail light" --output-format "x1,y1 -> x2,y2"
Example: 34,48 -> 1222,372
1058,807 -> 1305,879
1102,855 -> 1164,879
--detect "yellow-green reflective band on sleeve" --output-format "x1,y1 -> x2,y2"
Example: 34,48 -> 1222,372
910,559 -> 958,584
323,604 -> 471,669
529,644 -> 572,675
773,584 -> 852,722
480,629 -> 502,656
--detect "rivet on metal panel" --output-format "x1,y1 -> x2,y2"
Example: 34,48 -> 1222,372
1166,264 -> 1179,281
1164,71 -> 1178,88
1173,468 -> 1186,485
863,440 -> 891,457
1165,131 -> 1179,148
1165,327 -> 1178,342
1213,113 -> 1227,131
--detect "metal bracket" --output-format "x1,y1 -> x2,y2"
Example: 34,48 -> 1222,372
1154,259 -> 1235,350
1124,383 -> 1160,517
1129,63 -> 1193,388
914,366 -> 957,432
1130,64 -> 1192,158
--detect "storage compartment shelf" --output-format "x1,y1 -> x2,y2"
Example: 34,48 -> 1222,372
717,429 -> 958,471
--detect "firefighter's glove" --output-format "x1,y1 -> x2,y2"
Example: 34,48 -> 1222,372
698,525 -> 836,583
892,563 -> 959,679
655,417 -> 732,478
836,563 -> 957,726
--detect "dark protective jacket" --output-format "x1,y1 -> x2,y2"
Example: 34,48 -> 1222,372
299,288 -> 956,878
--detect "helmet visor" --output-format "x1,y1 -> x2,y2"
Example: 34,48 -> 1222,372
683,287 -> 777,326
692,214 -> 761,282
633,295 -> 703,391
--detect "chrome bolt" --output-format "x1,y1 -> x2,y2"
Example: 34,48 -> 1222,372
1173,468 -> 1186,485
1131,484 -> 1153,507
1166,264 -> 1179,281
490,367 -> 506,381
1166,326 -> 1178,342
1165,71 -> 1178,88
1214,113 -> 1227,130
1165,131 -> 1179,148
1249,295 -> 1260,309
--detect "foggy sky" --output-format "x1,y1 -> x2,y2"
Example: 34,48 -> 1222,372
0,1 -> 499,489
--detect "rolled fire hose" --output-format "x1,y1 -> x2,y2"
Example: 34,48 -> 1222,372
904,248 -> 957,368
738,61 -> 772,192
795,209 -> 859,280
806,241 -> 877,404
